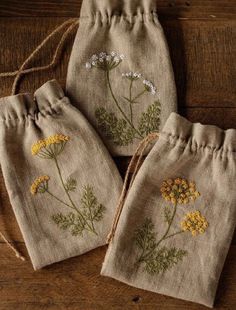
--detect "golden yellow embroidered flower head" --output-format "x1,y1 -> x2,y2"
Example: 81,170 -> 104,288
31,134 -> 70,158
160,178 -> 200,205
181,211 -> 208,236
30,175 -> 50,195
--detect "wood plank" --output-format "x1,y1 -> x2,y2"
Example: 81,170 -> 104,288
0,18 -> 76,97
182,107 -> 236,129
0,1 -> 236,18
0,18 -> 235,108
163,20 -> 236,108
0,243 -> 235,310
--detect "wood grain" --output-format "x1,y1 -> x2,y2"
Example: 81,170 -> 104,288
0,0 -> 236,18
0,18 -> 76,96
164,20 -> 236,107
0,244 -> 235,310
0,1 -> 235,309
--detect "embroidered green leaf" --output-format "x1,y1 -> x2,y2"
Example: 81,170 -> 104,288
51,212 -> 87,236
65,177 -> 77,192
134,218 -> 157,254
144,247 -> 187,275
51,212 -> 86,236
138,101 -> 161,136
164,206 -> 172,225
81,185 -> 106,222
71,218 -> 87,236
51,212 -> 75,230
95,107 -> 136,146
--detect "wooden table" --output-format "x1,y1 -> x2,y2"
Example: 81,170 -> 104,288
0,1 -> 235,309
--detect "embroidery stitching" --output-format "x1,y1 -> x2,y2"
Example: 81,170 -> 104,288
134,178 -> 209,275
30,134 -> 106,237
86,52 -> 161,146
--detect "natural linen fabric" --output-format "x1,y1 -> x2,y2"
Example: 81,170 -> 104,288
66,0 -> 177,156
0,80 -> 123,270
101,112 -> 236,308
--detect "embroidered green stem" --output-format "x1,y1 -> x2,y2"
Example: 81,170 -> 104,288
158,203 -> 177,244
53,156 -> 77,210
46,189 -> 96,236
46,190 -> 75,210
53,156 -> 97,235
132,89 -> 147,103
129,80 -> 134,123
163,230 -> 184,241
127,82 -> 147,124
46,189 -> 90,233
31,135 -> 106,237
106,70 -> 144,139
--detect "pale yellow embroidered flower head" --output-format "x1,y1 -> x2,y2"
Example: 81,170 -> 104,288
160,178 -> 200,205
31,134 -> 70,158
30,175 -> 50,195
181,211 -> 208,236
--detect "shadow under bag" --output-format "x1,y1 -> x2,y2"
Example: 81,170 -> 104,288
0,80 -> 123,270
67,0 -> 177,156
102,113 -> 236,308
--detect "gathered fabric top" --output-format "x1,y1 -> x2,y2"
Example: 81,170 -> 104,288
80,0 -> 158,21
0,80 -> 66,124
162,113 -> 236,155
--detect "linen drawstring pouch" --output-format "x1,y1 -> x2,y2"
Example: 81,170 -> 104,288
102,112 -> 236,308
0,79 -> 123,270
66,0 -> 177,156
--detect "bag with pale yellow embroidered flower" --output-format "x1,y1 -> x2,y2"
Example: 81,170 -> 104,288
102,112 -> 236,308
66,0 -> 177,156
0,79 -> 123,270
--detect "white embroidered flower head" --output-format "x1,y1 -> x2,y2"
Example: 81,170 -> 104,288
122,72 -> 142,81
143,79 -> 157,95
106,55 -> 112,62
99,52 -> 107,58
86,62 -> 92,69
85,52 -> 125,71
91,54 -> 98,61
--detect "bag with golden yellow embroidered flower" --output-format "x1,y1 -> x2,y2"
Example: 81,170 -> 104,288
102,112 -> 236,308
0,79 -> 123,270
66,0 -> 177,156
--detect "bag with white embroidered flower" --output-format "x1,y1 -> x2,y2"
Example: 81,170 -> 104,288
102,112 -> 236,308
0,79 -> 123,270
66,0 -> 177,156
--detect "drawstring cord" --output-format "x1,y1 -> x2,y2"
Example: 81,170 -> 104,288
11,19 -> 79,95
0,18 -> 79,95
0,231 -> 25,261
106,132 -> 159,244
0,18 -> 80,260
